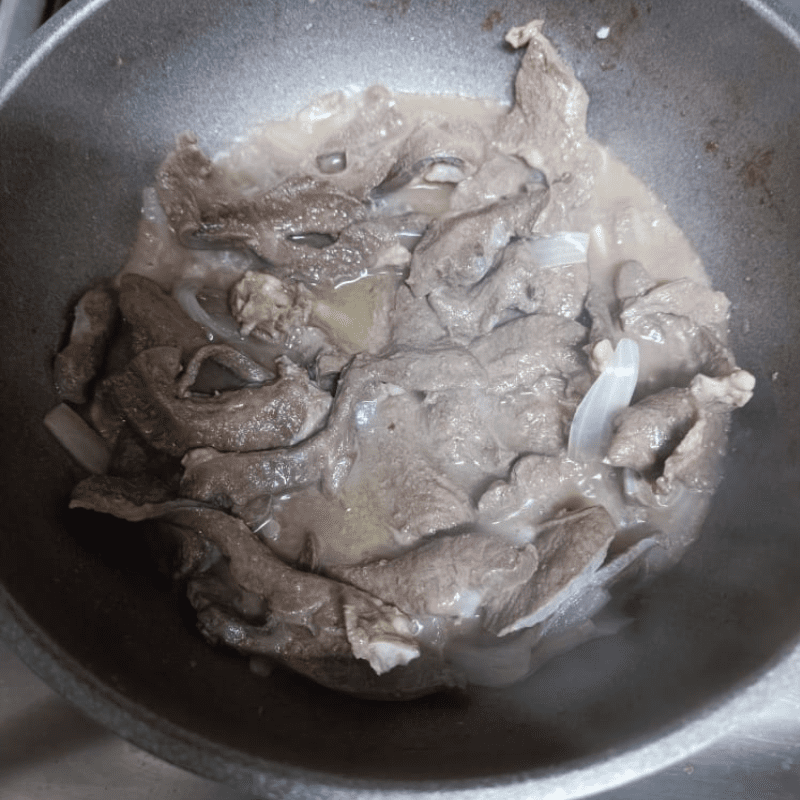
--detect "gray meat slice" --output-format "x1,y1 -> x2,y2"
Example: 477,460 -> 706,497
157,134 -> 364,248
471,314 -> 587,394
619,277 -> 736,380
371,117 -> 487,196
389,284 -> 448,349
109,347 -> 331,456
406,181 -> 549,298
427,235 -> 589,342
119,274 -> 209,357
655,371 -> 754,494
486,506 -> 617,636
181,347 -> 487,508
156,134 -> 409,286
327,532 -> 538,625
500,21 -> 598,233
164,507 -> 461,698
70,473 -> 183,520
606,388 -> 696,475
175,343 -> 273,396
54,283 -> 118,404
478,454 -> 580,526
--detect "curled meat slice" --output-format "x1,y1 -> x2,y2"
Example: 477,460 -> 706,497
428,235 -> 589,341
619,276 -> 736,383
612,370 -> 755,498
109,347 -> 332,456
54,282 -> 118,404
606,388 -> 696,476
371,117 -> 487,197
119,274 -> 209,358
157,134 -> 410,286
166,508 -> 461,698
406,180 -> 549,298
157,135 -> 365,247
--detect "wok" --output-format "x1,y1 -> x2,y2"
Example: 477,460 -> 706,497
1,0 -> 799,797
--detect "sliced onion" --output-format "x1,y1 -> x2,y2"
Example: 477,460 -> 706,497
568,338 -> 639,463
44,403 -> 110,474
173,281 -> 279,372
526,231 -> 589,267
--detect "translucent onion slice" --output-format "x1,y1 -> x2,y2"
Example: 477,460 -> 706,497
44,403 -> 110,474
568,338 -> 639,463
526,231 -> 589,266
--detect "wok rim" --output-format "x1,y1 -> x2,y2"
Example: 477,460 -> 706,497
1,0 -> 799,796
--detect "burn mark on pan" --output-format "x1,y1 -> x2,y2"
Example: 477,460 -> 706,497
739,148 -> 783,220
482,10 -> 502,32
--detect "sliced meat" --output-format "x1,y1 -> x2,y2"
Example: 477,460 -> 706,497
619,277 -> 736,382
389,284 -> 448,349
486,506 -> 617,636
109,347 -> 332,456
372,117 -> 487,197
449,154 -> 542,212
164,507 -> 461,697
424,387 -> 516,479
500,21 -> 598,233
327,532 -> 538,625
427,236 -> 587,341
606,388 -> 697,476
655,370 -> 755,494
119,274 -> 209,357
471,313 -> 587,393
157,134 -> 365,247
54,283 -> 118,404
406,181 -> 549,298
477,454 -> 581,526
157,134 -> 410,286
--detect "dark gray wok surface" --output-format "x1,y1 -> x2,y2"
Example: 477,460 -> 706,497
1,0 -> 799,797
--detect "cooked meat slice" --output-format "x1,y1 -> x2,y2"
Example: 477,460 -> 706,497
491,376 -> 574,456
427,234 -> 589,342
181,347 -> 487,508
157,134 -> 365,247
606,388 -> 697,475
424,387 -> 516,479
54,283 -> 118,404
478,454 -> 580,526
619,277 -> 736,382
119,274 -> 209,357
471,314 -> 587,393
654,370 -> 755,494
164,507 -> 461,697
157,134 -> 410,286
328,532 -> 538,625
449,154 -> 541,212
70,473 -> 178,520
500,21 -> 598,233
372,117 -> 487,197
406,181 -> 549,298
109,348 -> 332,456
175,344 -> 273,396
389,284 -> 448,349
487,506 -> 617,636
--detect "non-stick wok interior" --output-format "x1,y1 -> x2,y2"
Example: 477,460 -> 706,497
1,0 -> 799,795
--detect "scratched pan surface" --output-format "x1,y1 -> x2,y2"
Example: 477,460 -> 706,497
0,1 -> 799,797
